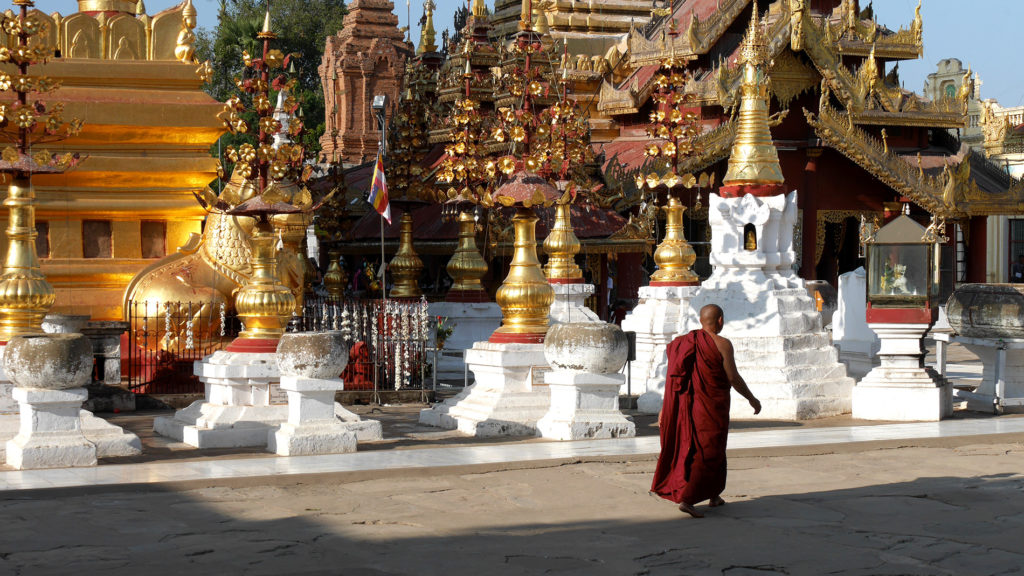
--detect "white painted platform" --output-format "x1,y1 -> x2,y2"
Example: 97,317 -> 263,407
2,416 -> 1022,492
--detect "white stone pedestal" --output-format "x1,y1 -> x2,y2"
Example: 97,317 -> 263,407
419,342 -> 550,437
155,350 -> 382,449
537,371 -> 635,440
831,267 -> 880,380
549,283 -> 601,324
853,323 -> 952,421
5,387 -> 96,469
154,351 -> 284,448
428,301 -> 502,381
268,376 -> 356,456
0,344 -> 13,415
619,285 -> 701,414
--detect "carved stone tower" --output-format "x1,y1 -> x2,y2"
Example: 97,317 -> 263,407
319,0 -> 414,164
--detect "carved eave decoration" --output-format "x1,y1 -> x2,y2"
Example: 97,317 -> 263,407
627,0 -> 751,67
768,50 -> 819,108
805,103 -> 955,217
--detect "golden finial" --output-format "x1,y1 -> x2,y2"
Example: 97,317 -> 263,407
136,0 -> 146,15
389,212 -> 424,299
471,0 -> 487,18
649,197 -> 699,285
258,9 -> 276,39
447,211 -> 489,294
418,0 -> 437,54
722,0 -> 785,187
544,202 -> 583,282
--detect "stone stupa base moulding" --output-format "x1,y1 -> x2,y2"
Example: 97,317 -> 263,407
852,322 -> 953,422
267,375 -> 357,456
419,341 -> 550,437
620,285 -> 702,414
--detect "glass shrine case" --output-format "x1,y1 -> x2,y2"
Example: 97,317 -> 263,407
865,214 -> 941,309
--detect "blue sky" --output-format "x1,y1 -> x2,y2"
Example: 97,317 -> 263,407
62,0 -> 1024,107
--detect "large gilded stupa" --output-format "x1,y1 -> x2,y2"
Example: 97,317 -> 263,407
1,0 -> 223,320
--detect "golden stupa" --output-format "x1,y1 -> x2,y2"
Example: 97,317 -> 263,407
0,0 -> 224,321
722,0 -> 785,188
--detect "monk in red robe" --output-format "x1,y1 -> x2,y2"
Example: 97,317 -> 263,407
651,304 -> 761,517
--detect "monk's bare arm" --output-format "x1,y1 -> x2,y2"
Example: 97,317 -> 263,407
718,338 -> 762,415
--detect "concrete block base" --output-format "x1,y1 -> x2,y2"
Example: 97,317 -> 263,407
269,422 -> 357,456
5,387 -> 96,470
420,342 -> 550,437
537,371 -> 635,440
853,368 -> 953,421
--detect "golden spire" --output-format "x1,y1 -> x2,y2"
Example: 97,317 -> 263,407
543,203 -> 582,282
418,0 -> 437,54
722,0 -> 785,187
472,0 -> 487,18
258,9 -> 276,39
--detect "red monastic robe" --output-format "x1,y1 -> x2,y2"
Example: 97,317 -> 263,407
651,329 -> 731,505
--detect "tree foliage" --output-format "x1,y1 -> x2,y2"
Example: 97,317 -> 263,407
196,0 -> 348,155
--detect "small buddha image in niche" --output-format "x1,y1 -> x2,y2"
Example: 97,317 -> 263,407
743,223 -> 757,251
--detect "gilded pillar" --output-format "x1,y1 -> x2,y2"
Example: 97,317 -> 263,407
543,203 -> 583,283
389,212 -> 424,299
650,197 -> 699,286
0,177 -> 56,342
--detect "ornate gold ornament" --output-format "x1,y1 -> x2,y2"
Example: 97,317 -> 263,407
649,196 -> 698,285
323,250 -> 347,299
417,0 -> 437,55
0,1 -> 84,341
627,0 -> 749,67
543,201 -> 582,282
389,212 -> 424,299
447,211 -> 488,294
491,208 -> 554,343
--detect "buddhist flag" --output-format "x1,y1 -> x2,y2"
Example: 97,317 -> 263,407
368,152 -> 391,224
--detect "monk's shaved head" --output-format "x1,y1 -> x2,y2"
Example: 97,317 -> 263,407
700,304 -> 724,328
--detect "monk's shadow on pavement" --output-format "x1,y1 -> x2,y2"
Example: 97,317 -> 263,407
3,471 -> 1023,575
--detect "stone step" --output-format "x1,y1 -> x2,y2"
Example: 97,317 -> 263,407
737,345 -> 839,367
730,333 -> 833,353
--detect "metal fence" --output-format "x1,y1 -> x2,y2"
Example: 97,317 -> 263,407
125,300 -> 241,395
125,296 -> 435,397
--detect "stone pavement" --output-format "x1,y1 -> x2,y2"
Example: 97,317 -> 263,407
1,414 -> 1023,575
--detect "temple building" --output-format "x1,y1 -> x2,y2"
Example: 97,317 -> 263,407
321,0 -> 1024,308
924,58 -> 1024,281
590,0 -> 1023,292
318,0 -> 415,165
0,0 -> 223,321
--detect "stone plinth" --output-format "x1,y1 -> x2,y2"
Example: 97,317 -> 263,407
548,283 -> 601,324
831,267 -> 880,380
419,342 -> 550,437
81,321 -> 130,386
0,345 -> 12,415
154,350 -> 285,448
537,372 -> 634,440
619,285 -> 701,414
853,323 -> 952,421
537,323 -> 635,440
41,314 -> 91,334
268,376 -> 356,456
154,349 -> 382,449
5,387 -> 96,469
428,301 -> 501,381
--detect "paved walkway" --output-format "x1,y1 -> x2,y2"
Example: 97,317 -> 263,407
3,415 -> 1023,493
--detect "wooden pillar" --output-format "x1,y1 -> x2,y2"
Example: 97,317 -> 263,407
967,215 -> 988,283
800,149 -> 822,279
597,253 -> 609,321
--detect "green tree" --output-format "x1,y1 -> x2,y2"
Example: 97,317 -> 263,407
197,0 -> 348,155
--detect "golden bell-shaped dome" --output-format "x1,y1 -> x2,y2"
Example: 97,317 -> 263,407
649,196 -> 699,285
